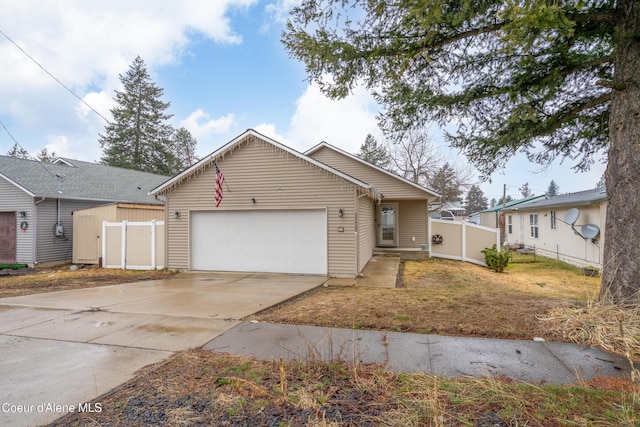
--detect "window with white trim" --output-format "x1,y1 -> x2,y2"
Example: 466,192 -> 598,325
507,215 -> 513,234
550,210 -> 557,230
530,214 -> 539,238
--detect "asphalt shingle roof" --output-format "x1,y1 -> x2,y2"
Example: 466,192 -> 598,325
0,155 -> 168,205
504,188 -> 607,211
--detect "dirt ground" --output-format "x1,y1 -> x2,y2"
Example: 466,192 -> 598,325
48,350 -> 638,427
0,264 -> 176,298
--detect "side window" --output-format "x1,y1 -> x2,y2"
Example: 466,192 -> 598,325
550,211 -> 557,230
530,214 -> 539,238
507,215 -> 513,234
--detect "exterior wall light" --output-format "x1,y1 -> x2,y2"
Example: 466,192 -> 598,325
338,208 -> 344,217
251,198 -> 256,204
174,210 -> 181,218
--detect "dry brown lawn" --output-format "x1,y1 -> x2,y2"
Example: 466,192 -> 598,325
254,254 -> 601,342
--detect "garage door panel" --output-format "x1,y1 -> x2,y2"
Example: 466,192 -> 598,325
191,210 -> 327,274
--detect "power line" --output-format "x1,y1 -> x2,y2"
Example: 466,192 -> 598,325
0,29 -> 110,124
0,117 -> 57,178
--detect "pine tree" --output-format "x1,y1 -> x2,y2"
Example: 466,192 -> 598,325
547,180 -> 560,196
465,185 -> 488,214
99,56 -> 176,175
490,198 -> 497,208
357,134 -> 390,168
172,127 -> 199,171
36,147 -> 56,163
519,182 -> 533,198
595,174 -> 606,189
6,143 -> 30,159
427,162 -> 465,211
497,195 -> 514,206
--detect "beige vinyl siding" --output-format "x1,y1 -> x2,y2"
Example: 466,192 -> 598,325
115,204 -> 164,222
357,196 -> 376,272
165,140 -> 362,277
309,146 -> 433,200
395,200 -> 428,248
0,178 -> 34,264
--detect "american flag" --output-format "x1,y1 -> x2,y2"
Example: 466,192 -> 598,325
215,164 -> 225,207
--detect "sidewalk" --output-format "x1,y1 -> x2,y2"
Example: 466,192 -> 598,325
204,321 -> 635,385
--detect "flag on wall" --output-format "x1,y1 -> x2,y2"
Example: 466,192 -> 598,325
215,163 -> 225,207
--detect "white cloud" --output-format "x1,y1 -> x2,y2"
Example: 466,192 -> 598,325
180,109 -> 236,140
285,83 -> 380,153
0,0 -> 257,157
263,0 -> 299,31
253,123 -> 286,143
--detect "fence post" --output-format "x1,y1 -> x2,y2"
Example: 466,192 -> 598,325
101,221 -> 107,268
461,221 -> 467,262
150,220 -> 156,270
427,216 -> 432,258
121,220 -> 127,269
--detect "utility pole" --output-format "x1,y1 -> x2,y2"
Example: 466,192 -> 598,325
502,183 -> 506,209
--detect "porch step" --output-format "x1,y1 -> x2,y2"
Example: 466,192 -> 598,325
374,247 -> 430,261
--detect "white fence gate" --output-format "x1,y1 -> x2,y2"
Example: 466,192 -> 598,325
429,219 -> 500,266
102,220 -> 165,270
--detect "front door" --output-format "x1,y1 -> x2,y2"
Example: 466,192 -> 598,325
0,212 -> 16,264
378,203 -> 397,247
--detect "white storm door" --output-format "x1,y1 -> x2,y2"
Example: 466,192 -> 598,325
378,203 -> 398,247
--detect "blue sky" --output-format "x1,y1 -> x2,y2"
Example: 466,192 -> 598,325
0,0 -> 605,203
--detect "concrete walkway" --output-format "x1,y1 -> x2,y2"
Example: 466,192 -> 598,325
205,321 -> 635,385
325,254 -> 400,288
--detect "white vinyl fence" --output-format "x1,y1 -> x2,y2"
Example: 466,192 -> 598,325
429,219 -> 500,266
102,220 -> 165,270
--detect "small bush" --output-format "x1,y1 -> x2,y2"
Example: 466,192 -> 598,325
481,244 -> 510,273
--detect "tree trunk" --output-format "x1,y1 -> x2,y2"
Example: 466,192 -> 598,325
600,0 -> 640,305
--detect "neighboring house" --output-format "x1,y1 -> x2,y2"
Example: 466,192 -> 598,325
478,195 -> 546,229
0,155 -> 167,267
150,129 -> 439,278
503,188 -> 607,269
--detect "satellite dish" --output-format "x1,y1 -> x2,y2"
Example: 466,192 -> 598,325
581,224 -> 600,239
564,208 -> 580,225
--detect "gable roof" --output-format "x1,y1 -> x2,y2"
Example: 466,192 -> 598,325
505,188 -> 607,211
150,129 -> 381,200
0,155 -> 168,205
304,141 -> 440,198
480,195 -> 546,213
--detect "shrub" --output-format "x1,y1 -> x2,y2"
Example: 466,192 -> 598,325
481,244 -> 510,273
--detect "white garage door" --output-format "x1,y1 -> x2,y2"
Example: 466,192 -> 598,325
190,209 -> 327,274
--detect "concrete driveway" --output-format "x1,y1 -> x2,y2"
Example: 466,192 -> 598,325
0,272 -> 326,427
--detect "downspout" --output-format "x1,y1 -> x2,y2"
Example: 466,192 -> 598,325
356,193 -> 369,275
33,197 -> 45,266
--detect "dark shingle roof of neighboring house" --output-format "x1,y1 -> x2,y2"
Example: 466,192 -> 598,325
479,195 -> 546,213
0,155 -> 168,205
504,188 -> 607,211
